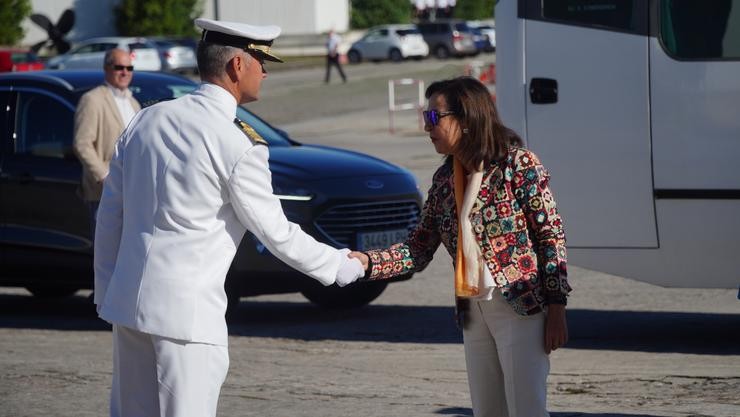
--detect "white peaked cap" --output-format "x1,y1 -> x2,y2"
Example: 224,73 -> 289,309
194,18 -> 283,63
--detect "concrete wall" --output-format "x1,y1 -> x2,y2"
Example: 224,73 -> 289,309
200,0 -> 349,35
20,0 -> 349,47
22,0 -> 121,45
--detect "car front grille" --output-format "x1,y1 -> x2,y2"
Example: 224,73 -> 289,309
314,200 -> 420,247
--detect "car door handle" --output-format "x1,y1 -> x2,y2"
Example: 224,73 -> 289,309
530,78 -> 558,104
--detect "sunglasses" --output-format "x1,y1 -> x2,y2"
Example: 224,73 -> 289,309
246,51 -> 267,74
111,65 -> 134,72
423,110 -> 455,126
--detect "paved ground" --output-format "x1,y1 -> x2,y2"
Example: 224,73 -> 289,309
2,58 -> 739,417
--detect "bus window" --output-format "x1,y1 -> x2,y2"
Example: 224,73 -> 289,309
541,0 -> 636,32
660,0 -> 740,60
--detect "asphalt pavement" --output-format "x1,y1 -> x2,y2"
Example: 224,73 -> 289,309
1,57 -> 738,417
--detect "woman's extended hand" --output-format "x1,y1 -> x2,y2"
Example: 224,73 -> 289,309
544,304 -> 568,354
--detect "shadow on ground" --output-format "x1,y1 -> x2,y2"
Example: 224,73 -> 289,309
549,414 -> 667,417
0,292 -> 738,355
435,409 -> 666,417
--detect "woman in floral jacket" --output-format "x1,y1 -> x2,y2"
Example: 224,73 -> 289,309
351,77 -> 571,417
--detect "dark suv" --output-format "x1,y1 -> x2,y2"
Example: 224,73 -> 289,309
0,71 -> 422,309
416,19 -> 478,59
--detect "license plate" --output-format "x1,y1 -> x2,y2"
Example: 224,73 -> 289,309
357,229 -> 409,251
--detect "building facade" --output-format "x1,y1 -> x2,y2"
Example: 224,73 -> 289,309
21,0 -> 349,46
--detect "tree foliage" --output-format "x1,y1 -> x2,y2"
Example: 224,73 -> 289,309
454,0 -> 496,20
350,0 -> 411,29
0,0 -> 32,45
115,0 -> 202,37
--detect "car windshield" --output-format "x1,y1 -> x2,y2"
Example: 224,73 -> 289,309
396,29 -> 420,36
153,40 -> 177,48
124,77 -> 291,147
455,22 -> 472,32
127,79 -> 196,106
11,52 -> 38,63
236,106 -> 292,147
168,38 -> 197,48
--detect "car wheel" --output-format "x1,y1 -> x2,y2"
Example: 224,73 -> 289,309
347,50 -> 361,64
388,48 -> 403,63
434,45 -> 450,59
301,280 -> 389,309
25,284 -> 79,298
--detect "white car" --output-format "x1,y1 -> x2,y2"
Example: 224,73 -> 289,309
46,37 -> 162,71
150,37 -> 198,73
347,24 -> 429,63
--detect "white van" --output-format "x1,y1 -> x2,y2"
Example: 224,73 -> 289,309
495,0 -> 740,289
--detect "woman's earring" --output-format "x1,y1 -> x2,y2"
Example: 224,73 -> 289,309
462,128 -> 469,134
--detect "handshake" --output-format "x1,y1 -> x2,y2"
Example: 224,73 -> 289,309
335,249 -> 370,287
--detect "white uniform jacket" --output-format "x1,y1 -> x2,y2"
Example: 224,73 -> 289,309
94,83 -> 344,346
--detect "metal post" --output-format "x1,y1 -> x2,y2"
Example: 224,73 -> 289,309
388,78 -> 426,134
418,80 -> 425,130
388,80 -> 395,134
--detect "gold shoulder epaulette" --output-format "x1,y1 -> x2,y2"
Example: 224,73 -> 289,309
234,118 -> 268,146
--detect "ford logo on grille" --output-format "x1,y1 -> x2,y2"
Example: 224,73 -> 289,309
365,179 -> 384,189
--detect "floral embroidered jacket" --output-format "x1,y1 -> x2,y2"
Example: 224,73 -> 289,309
362,147 -> 571,315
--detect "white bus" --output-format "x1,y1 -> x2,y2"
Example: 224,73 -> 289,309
495,0 -> 740,289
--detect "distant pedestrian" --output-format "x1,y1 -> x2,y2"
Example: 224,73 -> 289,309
325,29 -> 347,83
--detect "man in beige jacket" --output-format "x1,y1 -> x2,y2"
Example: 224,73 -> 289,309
73,48 -> 141,234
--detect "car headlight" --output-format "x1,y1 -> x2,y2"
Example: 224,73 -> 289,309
272,184 -> 314,201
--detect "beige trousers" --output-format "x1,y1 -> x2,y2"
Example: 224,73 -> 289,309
463,296 -> 550,417
111,325 -> 229,417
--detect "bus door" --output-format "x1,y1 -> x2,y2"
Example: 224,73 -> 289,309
650,1 -> 740,193
520,0 -> 657,248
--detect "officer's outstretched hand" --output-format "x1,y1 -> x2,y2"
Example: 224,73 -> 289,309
336,249 -> 365,287
349,251 -> 369,270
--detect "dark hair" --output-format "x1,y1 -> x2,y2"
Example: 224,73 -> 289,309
425,76 -> 522,170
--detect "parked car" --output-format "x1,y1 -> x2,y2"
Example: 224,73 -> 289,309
0,70 -> 421,309
347,24 -> 429,63
150,37 -> 198,73
469,27 -> 490,54
46,37 -> 162,71
467,21 -> 496,52
416,19 -> 478,59
0,49 -> 45,72
160,36 -> 198,52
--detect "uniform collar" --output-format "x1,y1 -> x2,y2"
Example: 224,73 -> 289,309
196,82 -> 238,120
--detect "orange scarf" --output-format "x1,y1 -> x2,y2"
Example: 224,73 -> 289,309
453,158 -> 479,297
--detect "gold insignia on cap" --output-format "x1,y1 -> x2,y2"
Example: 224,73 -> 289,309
234,118 -> 268,146
245,43 -> 283,62
247,44 -> 272,54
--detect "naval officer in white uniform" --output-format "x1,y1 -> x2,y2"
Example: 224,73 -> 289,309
93,18 -> 366,417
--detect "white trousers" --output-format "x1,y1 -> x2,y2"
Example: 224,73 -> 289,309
111,325 -> 229,417
463,296 -> 550,417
